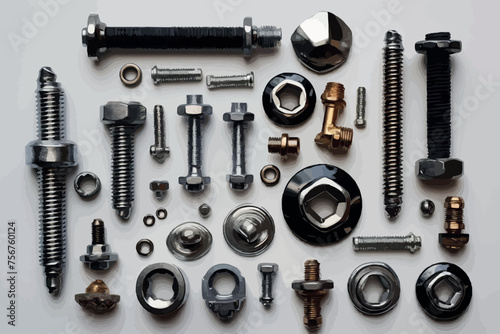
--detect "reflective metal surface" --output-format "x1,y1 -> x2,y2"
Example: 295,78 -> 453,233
167,222 -> 212,261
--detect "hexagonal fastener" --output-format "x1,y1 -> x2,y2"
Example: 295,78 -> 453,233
416,158 -> 464,181
26,140 -> 79,169
179,176 -> 211,192
100,101 -> 147,127
150,180 -> 169,200
415,34 -> 462,54
81,14 -> 108,58
80,244 -> 118,271
258,263 -> 278,274
292,280 -> 334,291
226,174 -> 254,190
177,95 -> 213,116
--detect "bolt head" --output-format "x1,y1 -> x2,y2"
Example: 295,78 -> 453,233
149,180 -> 169,192
101,101 -> 146,127
416,158 -> 463,181
355,118 -> 366,128
415,39 -> 462,54
439,233 -> 469,251
258,263 -> 278,274
223,111 -> 255,122
226,174 -> 254,190
177,95 -> 212,116
150,146 -> 169,162
82,14 -> 108,59
179,176 -> 210,192
26,140 -> 79,169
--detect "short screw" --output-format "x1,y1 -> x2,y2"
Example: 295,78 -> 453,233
82,15 -> 281,59
151,67 -> 202,84
439,196 -> 469,251
80,219 -> 118,271
268,133 -> 300,158
207,72 -> 254,89
355,87 -> 366,128
178,95 -> 212,192
150,105 -> 170,163
258,263 -> 278,307
352,232 -> 422,253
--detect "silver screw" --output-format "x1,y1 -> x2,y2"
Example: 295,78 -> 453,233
206,72 -> 254,89
151,67 -> 202,84
352,232 -> 421,253
355,87 -> 366,128
150,105 -> 170,163
258,263 -> 278,307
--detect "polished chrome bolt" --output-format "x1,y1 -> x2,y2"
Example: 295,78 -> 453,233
206,72 -> 254,89
355,87 -> 366,128
151,67 -> 202,84
352,232 -> 421,253
150,105 -> 170,163
258,263 -> 278,307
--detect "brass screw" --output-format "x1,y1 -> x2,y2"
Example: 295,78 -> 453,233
439,196 -> 469,251
315,82 -> 353,153
75,280 -> 121,313
292,260 -> 334,330
268,133 -> 300,158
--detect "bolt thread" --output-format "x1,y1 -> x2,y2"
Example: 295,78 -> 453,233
304,260 -> 320,281
262,273 -> 273,299
187,117 -> 203,169
91,219 -> 105,245
445,207 -> 464,225
267,137 -> 282,153
304,298 -> 322,327
445,197 -> 464,232
37,67 -> 65,141
322,82 -> 345,101
383,30 -> 404,220
353,234 -> 421,252
339,127 -> 353,149
232,121 -> 247,175
356,87 -> 366,120
153,105 -> 166,148
256,26 -> 282,48
151,67 -> 202,84
206,72 -> 254,89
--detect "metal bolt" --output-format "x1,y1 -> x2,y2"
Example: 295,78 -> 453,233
355,87 -> 366,128
352,232 -> 422,253
223,103 -> 254,190
80,219 -> 118,270
207,72 -> 254,89
25,67 -> 79,295
150,105 -> 170,163
82,15 -> 282,59
149,180 -> 169,200
439,196 -> 469,251
101,101 -> 146,219
268,133 -> 300,158
258,263 -> 278,307
199,203 -> 212,218
151,67 -> 202,84
178,95 -> 212,192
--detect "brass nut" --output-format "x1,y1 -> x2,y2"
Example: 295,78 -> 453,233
75,280 -> 120,313
268,133 -> 300,158
439,196 -> 469,251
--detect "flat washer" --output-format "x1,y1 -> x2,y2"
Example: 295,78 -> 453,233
156,208 -> 167,220
282,164 -> 362,245
260,164 -> 281,186
120,63 -> 142,86
143,214 -> 155,227
74,172 -> 101,198
136,239 -> 154,256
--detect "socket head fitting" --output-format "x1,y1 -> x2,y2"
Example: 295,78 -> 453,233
149,180 -> 169,199
100,101 -> 146,128
415,32 -> 461,55
177,95 -> 213,117
179,176 -> 211,192
226,174 -> 254,190
258,263 -> 278,274
416,158 -> 463,181
26,140 -> 79,169
82,14 -> 108,59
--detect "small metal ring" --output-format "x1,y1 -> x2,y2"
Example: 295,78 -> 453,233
120,63 -> 142,86
136,239 -> 154,257
260,165 -> 280,186
156,208 -> 167,220
143,214 -> 156,227
74,172 -> 101,198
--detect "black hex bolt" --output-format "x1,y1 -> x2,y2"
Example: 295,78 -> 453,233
415,32 -> 463,181
82,14 -> 282,59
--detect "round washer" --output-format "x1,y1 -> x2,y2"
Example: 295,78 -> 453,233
156,208 -> 167,220
143,214 -> 156,227
120,63 -> 142,86
348,262 -> 400,315
167,222 -> 213,261
262,72 -> 316,126
136,239 -> 154,256
282,164 -> 362,245
416,262 -> 472,321
260,164 -> 281,186
74,172 -> 101,198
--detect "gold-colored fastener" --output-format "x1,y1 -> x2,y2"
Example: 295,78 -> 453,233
268,133 -> 300,158
439,196 -> 469,251
75,280 -> 121,313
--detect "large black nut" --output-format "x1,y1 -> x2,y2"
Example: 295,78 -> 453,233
26,140 -> 78,169
415,35 -> 462,54
81,14 -> 107,59
416,158 -> 463,181
101,101 -> 146,127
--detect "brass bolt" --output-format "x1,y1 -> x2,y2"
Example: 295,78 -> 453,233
75,280 -> 121,313
292,260 -> 334,330
315,82 -> 353,153
268,133 -> 300,158
439,196 -> 469,251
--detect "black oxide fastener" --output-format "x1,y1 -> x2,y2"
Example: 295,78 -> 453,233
82,15 -> 282,59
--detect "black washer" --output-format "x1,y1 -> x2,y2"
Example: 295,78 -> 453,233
282,164 -> 362,245
262,72 -> 316,126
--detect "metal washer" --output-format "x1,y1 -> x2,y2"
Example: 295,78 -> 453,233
167,222 -> 212,261
223,204 -> 275,256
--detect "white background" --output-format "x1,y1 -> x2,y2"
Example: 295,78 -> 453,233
1,0 -> 499,333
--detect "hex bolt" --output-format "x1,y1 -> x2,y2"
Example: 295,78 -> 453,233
80,219 -> 118,270
178,95 -> 212,192
415,32 -> 463,181
258,263 -> 278,307
223,103 -> 254,190
439,196 -> 469,251
315,82 -> 353,153
355,87 -> 366,128
268,133 -> 300,158
292,260 -> 334,330
207,72 -> 254,89
151,67 -> 203,84
352,232 -> 422,253
150,105 -> 170,163
25,67 -> 79,295
101,101 -> 146,219
82,15 -> 282,59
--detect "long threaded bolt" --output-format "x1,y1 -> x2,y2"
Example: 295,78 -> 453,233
352,232 -> 422,253
383,30 -> 404,220
101,102 -> 146,220
439,196 -> 469,251
149,105 -> 170,163
82,15 -> 281,59
25,67 -> 79,295
223,103 -> 254,190
415,32 -> 463,181
206,72 -> 254,89
355,87 -> 367,128
151,67 -> 202,84
258,263 -> 278,307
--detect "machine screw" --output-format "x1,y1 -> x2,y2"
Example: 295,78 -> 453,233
415,32 -> 463,181
80,219 -> 118,270
439,196 -> 469,251
355,87 -> 366,128
151,67 -> 203,84
25,67 -> 79,295
268,133 -> 300,158
352,232 -> 421,253
314,82 -> 353,153
150,105 -> 170,163
178,95 -> 212,192
382,30 -> 404,220
258,263 -> 278,307
223,103 -> 254,190
207,72 -> 254,89
101,101 -> 146,219
82,15 -> 282,59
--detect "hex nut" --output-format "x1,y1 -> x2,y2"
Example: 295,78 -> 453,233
416,158 -> 464,181
177,95 -> 213,116
150,180 -> 169,200
81,14 -> 107,58
26,140 -> 79,169
100,101 -> 147,126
